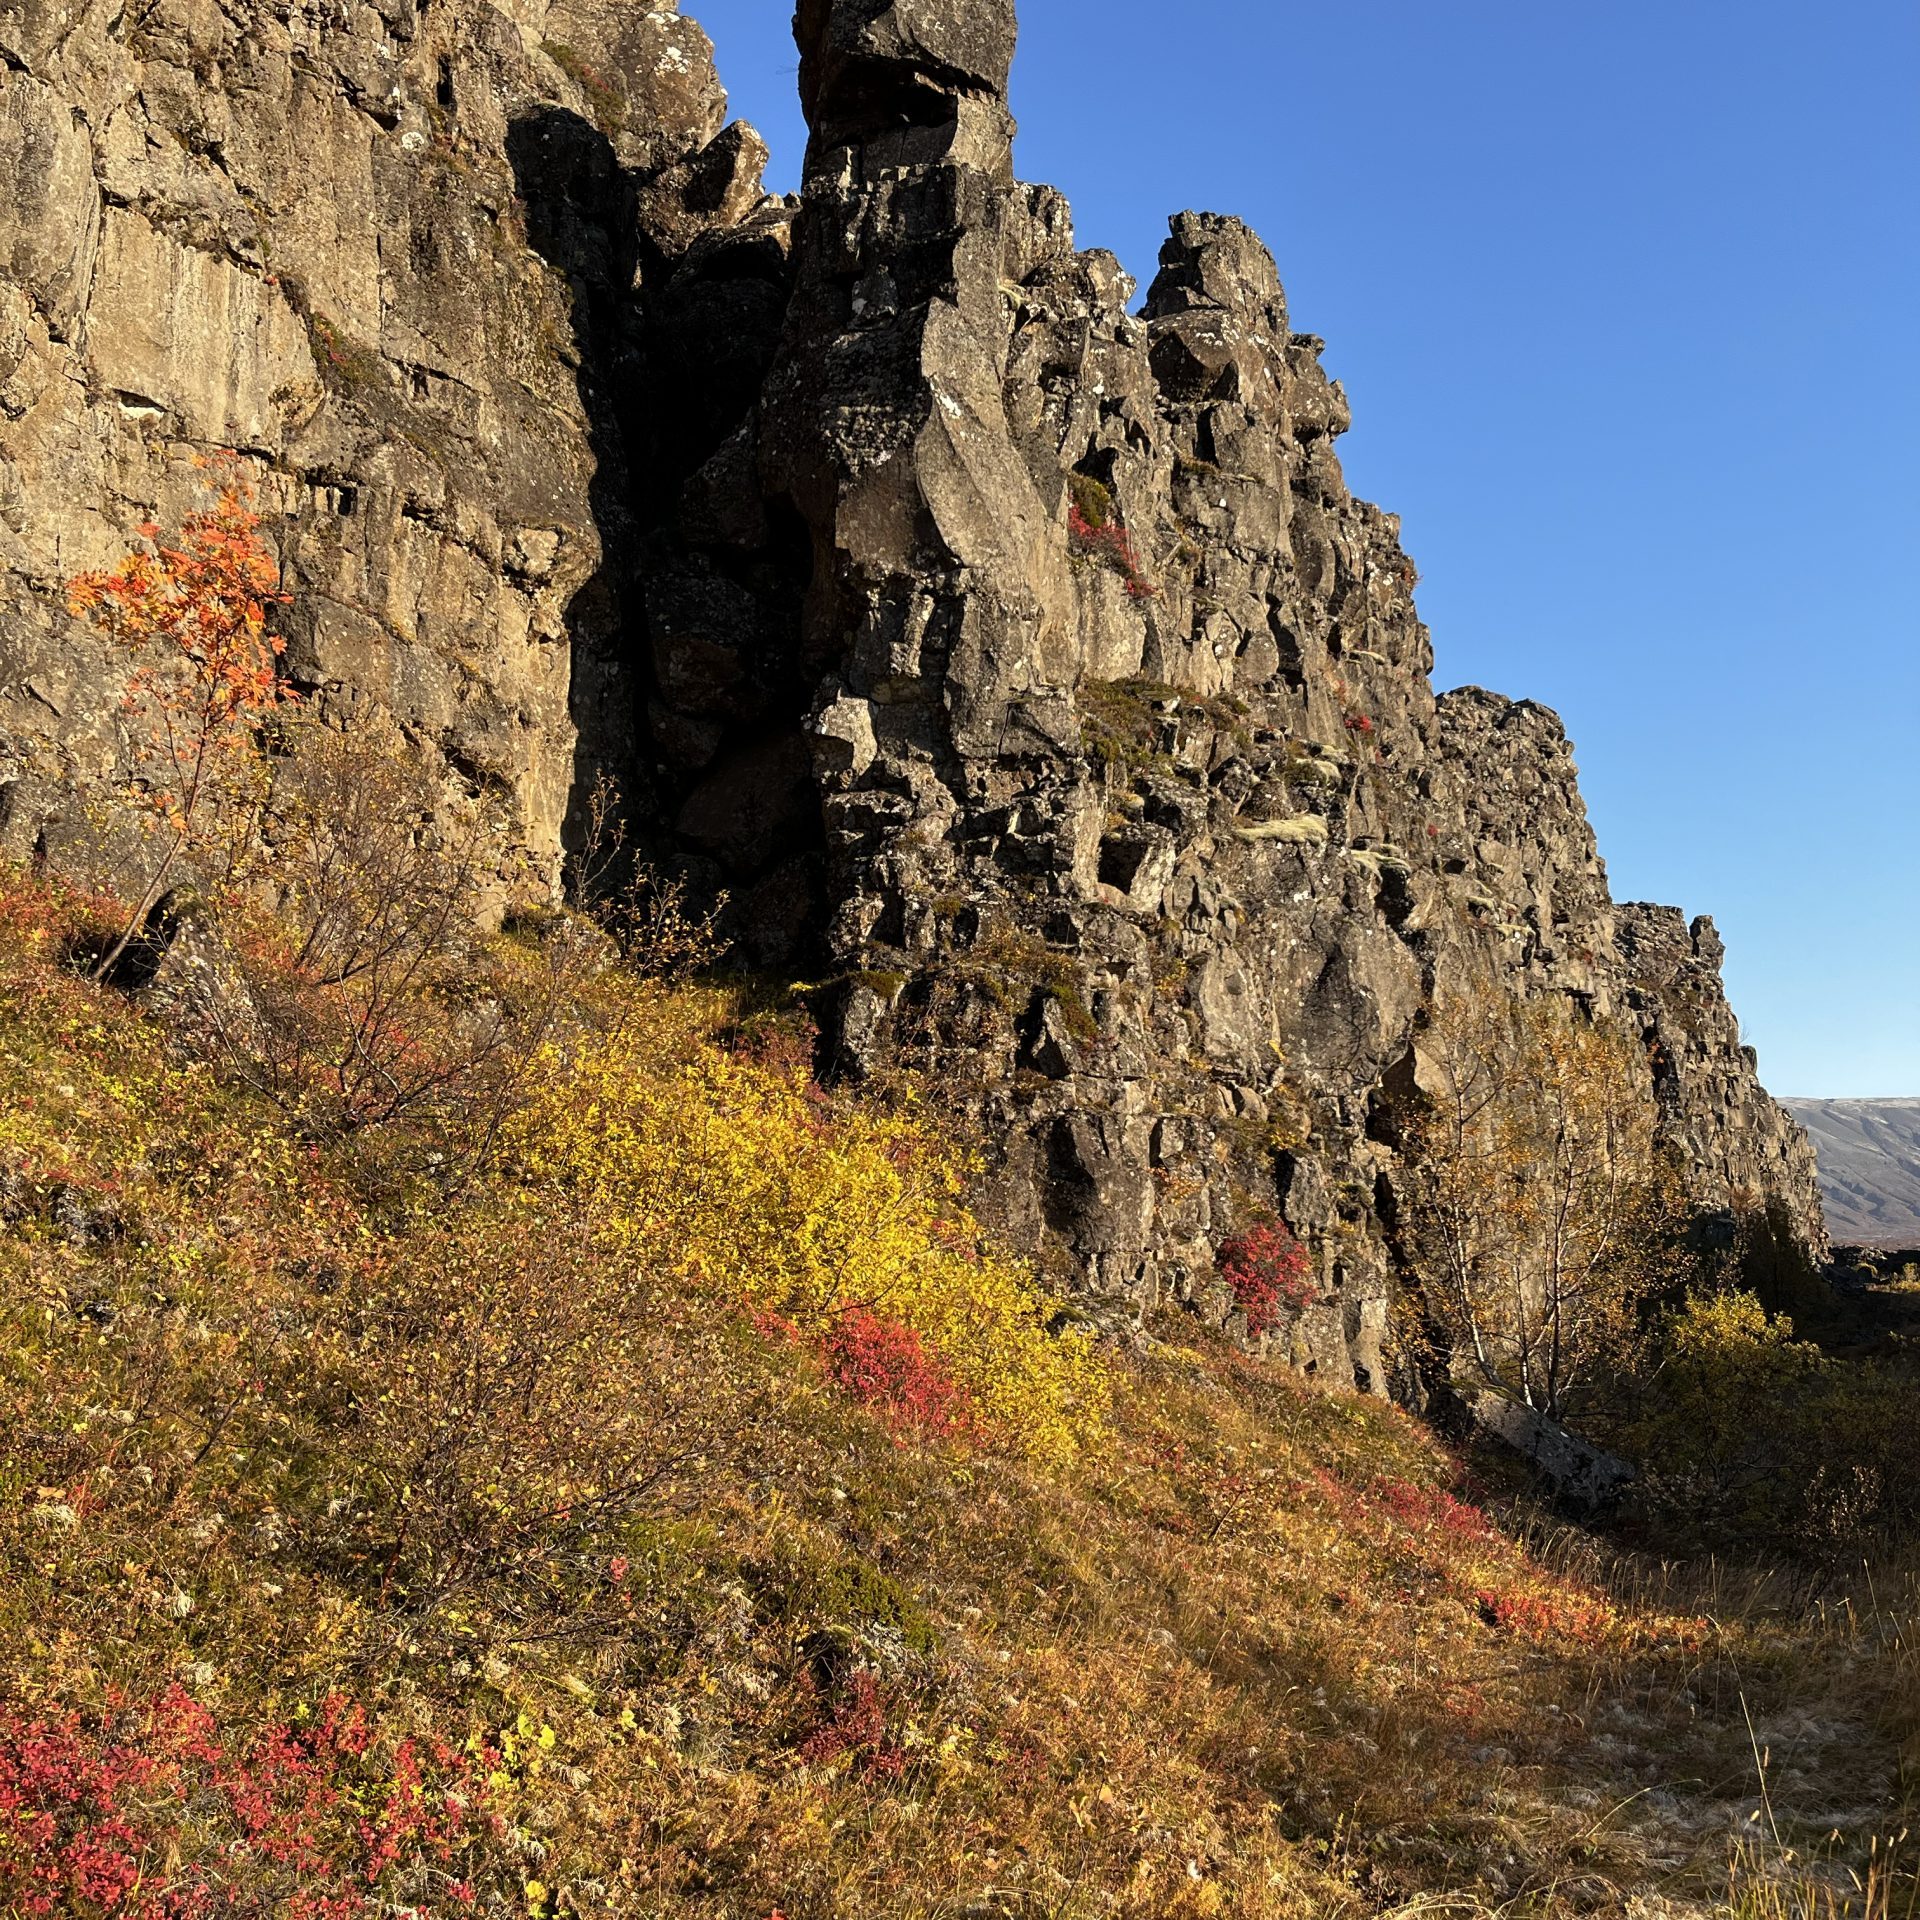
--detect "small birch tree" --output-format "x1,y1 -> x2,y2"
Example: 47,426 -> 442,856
66,472 -> 293,979
1405,990 -> 1673,1418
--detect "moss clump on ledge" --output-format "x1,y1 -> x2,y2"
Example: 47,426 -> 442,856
846,967 -> 909,1002
1068,470 -> 1116,530
304,312 -> 387,397
541,40 -> 628,136
1082,677 -> 1251,781
1284,739 -> 1344,789
955,922 -> 1100,1044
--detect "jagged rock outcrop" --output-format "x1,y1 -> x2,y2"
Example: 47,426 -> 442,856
713,0 -> 1829,1376
0,0 -> 761,888
0,0 -> 1828,1389
1615,905 -> 1829,1244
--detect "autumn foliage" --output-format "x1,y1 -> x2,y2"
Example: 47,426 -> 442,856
795,1671 -> 906,1781
66,471 -> 292,978
0,1688 -> 488,1918
505,1022 -> 1108,1464
823,1307 -> 974,1440
1216,1221 -> 1314,1337
1066,484 -> 1156,599
9,494 -> 1915,1918
1402,990 -> 1676,1419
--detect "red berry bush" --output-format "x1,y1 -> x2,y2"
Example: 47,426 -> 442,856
0,1687 -> 490,1918
797,1671 -> 906,1781
823,1306 -> 974,1439
1067,485 -> 1156,600
1216,1223 -> 1314,1339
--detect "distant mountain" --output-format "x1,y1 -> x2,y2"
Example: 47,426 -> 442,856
1781,1100 -> 1920,1248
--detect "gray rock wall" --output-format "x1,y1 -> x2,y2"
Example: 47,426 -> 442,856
0,0 -> 1828,1391
714,0 -> 1830,1379
0,0 -> 754,888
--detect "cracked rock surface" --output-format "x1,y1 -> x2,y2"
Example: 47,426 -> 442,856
0,0 -> 1828,1385
0,0 -> 750,885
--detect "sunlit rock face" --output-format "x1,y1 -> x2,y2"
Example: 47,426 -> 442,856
0,0 -> 759,891
0,0 -> 1826,1386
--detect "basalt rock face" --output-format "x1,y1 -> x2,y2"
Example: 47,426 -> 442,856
725,0 -> 1831,1376
0,0 -> 1828,1386
0,0 -> 765,887
1616,906 -> 1830,1246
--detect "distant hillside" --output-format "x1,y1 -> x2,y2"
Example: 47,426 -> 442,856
1782,1099 -> 1920,1247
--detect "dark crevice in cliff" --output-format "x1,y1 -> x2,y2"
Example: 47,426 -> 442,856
507,106 -> 653,876
509,100 -> 826,968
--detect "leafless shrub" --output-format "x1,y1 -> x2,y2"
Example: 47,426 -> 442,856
569,771 -> 726,978
166,733 -> 575,1153
297,1210 -> 726,1622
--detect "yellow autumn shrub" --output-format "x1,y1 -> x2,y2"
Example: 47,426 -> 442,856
1630,1290 -> 1843,1541
1627,1288 -> 1920,1548
503,1003 -> 1109,1464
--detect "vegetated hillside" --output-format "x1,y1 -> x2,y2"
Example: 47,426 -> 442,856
1784,1101 -> 1920,1248
3,0 -> 1908,1908
0,869 -> 1917,1920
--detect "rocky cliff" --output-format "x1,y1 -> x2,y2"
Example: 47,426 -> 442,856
0,0 -> 764,888
0,0 -> 1828,1387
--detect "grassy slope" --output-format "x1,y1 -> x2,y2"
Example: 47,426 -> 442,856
1,883 -> 1916,1919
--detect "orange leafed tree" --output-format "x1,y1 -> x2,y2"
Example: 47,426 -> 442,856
67,472 -> 293,979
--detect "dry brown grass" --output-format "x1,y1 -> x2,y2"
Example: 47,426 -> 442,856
1,870 -> 1917,1917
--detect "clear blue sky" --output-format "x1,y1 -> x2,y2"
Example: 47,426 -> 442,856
695,0 -> 1920,1099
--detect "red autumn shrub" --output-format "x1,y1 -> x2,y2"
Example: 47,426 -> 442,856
0,872 -> 126,949
1475,1587 -> 1616,1648
1371,1476 -> 1497,1542
1216,1222 -> 1314,1338
722,1008 -> 822,1085
823,1307 -> 972,1438
798,1671 -> 906,1781
0,1687 -> 488,1918
750,1305 -> 806,1346
1067,499 -> 1156,600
